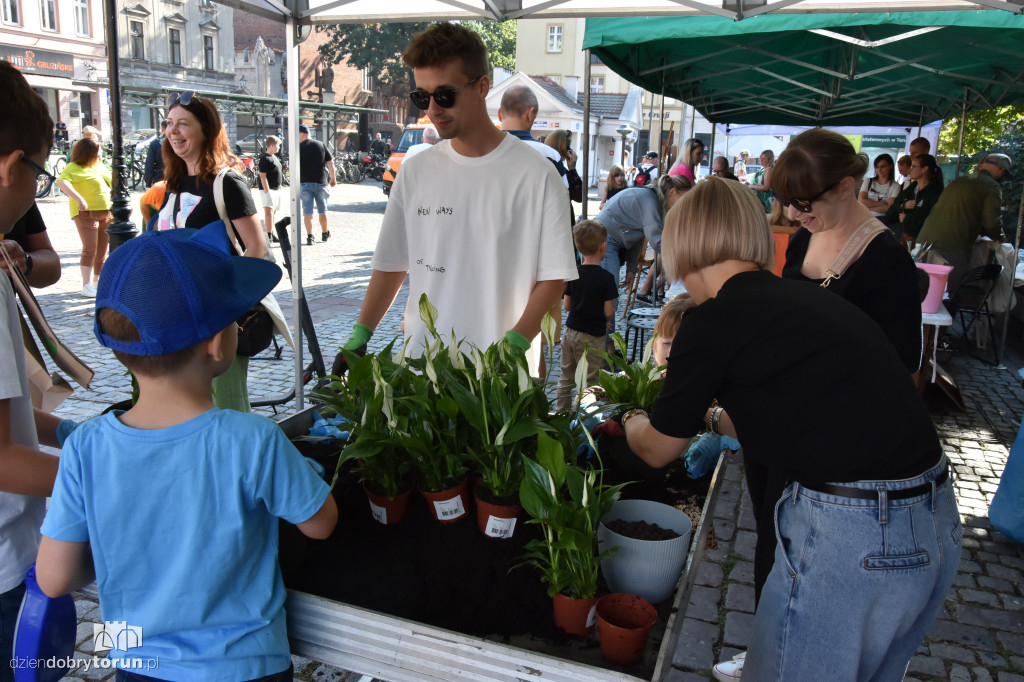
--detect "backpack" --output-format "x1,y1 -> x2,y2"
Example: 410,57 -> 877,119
633,164 -> 654,187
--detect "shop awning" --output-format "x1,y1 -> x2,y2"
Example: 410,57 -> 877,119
582,11 -> 1024,126
23,73 -> 97,94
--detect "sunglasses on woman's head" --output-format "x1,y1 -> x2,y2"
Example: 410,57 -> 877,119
772,180 -> 839,213
165,91 -> 195,109
409,77 -> 480,109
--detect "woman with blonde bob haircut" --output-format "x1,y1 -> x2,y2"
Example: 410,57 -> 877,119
662,176 -> 774,283
620,176 -> 959,682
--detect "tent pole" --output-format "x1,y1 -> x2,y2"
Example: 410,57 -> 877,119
955,87 -> 968,179
708,122 -> 715,181
287,12 -> 304,410
659,91 -> 666,166
647,89 -> 654,158
689,104 -> 696,145
583,49 -> 592,220
998,188 -> 1024,369
917,107 -> 924,139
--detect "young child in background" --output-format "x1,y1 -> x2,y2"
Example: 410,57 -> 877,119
556,219 -> 618,411
0,61 -> 67,682
652,293 -> 698,368
36,222 -> 338,681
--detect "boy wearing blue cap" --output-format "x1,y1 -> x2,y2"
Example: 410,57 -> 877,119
35,222 -> 338,681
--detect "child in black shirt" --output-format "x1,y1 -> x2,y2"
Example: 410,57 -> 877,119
556,220 -> 618,411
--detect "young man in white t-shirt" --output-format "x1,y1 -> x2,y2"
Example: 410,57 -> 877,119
336,23 -> 577,375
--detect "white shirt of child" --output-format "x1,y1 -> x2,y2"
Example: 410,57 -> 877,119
0,274 -> 46,593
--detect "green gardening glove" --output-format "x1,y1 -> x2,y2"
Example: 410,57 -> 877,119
331,323 -> 373,376
504,330 -> 531,354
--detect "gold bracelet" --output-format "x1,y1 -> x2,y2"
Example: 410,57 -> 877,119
621,408 -> 648,425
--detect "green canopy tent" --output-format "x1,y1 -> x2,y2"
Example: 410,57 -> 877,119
584,10 -> 1024,368
583,11 -> 1024,128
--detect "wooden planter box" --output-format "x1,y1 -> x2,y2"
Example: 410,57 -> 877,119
279,407 -> 725,682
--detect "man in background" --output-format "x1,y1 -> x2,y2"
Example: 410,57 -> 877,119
144,119 -> 168,188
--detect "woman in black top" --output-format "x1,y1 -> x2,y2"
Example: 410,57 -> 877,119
157,92 -> 268,413
622,178 -> 959,682
887,153 -> 944,245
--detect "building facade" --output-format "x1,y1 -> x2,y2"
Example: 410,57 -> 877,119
0,0 -> 108,141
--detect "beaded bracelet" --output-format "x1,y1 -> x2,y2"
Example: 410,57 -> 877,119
709,406 -> 724,436
621,408 -> 648,426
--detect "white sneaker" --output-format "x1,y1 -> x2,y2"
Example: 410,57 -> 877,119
81,284 -> 96,297
712,651 -> 746,681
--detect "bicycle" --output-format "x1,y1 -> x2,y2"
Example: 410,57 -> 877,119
35,153 -> 66,199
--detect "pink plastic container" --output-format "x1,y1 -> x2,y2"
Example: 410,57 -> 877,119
916,262 -> 953,314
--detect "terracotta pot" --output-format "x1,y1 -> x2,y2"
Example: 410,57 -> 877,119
474,487 -> 522,538
596,593 -> 657,666
419,477 -> 470,523
552,593 -> 598,636
364,483 -> 414,525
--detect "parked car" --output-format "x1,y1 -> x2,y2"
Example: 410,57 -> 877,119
125,128 -> 158,154
235,134 -> 270,155
382,118 -> 432,196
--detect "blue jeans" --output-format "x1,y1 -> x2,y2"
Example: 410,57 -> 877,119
116,663 -> 292,682
600,236 -> 642,335
745,457 -> 961,681
300,183 -> 328,215
0,583 -> 25,682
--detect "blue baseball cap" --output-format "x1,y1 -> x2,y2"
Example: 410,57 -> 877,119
299,124 -> 310,134
95,222 -> 282,356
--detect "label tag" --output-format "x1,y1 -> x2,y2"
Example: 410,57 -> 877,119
434,496 -> 466,520
586,604 -> 597,628
485,515 -> 517,538
368,499 -> 387,524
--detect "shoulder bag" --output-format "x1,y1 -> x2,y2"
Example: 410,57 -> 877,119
820,218 -> 888,288
212,168 -> 294,357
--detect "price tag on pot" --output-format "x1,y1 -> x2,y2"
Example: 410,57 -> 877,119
485,515 -> 517,539
586,604 -> 597,628
434,497 -> 466,520
368,499 -> 387,525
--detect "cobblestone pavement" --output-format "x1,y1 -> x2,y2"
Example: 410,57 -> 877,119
30,181 -> 1024,680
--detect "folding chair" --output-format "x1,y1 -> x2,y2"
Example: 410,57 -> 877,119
946,262 -> 1003,365
622,239 -> 654,319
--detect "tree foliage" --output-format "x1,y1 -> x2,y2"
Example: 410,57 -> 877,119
938,106 -> 1024,158
466,20 -> 517,73
315,20 -> 516,89
315,23 -> 428,87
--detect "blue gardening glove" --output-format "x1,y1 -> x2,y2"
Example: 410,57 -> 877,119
721,435 -> 742,452
504,330 -> 531,354
308,409 -> 351,443
684,432 -> 734,479
331,323 -> 372,376
56,419 -> 79,447
571,415 -> 601,460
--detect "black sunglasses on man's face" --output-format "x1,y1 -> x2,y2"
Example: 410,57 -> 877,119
409,77 -> 480,110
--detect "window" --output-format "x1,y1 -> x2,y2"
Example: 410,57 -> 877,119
590,76 -> 605,93
40,0 -> 56,30
1,0 -> 20,25
130,21 -> 145,60
74,0 -> 90,35
203,35 -> 214,70
546,24 -> 562,53
169,28 -> 182,66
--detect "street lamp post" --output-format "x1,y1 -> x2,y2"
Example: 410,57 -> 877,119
617,124 -> 631,166
103,0 -> 138,252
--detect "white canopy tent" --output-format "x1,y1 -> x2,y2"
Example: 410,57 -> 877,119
212,0 -> 1023,408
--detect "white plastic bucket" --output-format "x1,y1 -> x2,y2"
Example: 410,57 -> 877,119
916,262 -> 954,314
598,499 -> 692,604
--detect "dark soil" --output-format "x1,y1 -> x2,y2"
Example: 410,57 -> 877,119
281,434 -> 712,678
605,519 -> 681,541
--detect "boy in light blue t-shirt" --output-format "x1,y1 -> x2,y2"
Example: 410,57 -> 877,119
35,222 -> 338,682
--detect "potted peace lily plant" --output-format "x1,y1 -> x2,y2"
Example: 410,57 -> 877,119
595,332 -> 666,480
308,340 -> 416,525
518,430 -> 629,636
